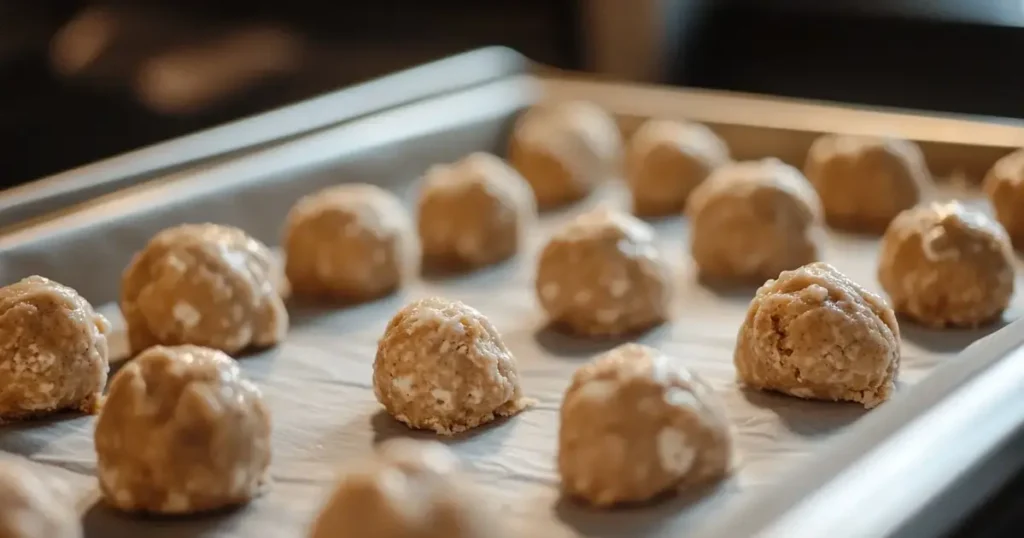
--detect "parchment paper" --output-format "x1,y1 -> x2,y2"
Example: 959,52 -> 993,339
1,184 -> 1020,538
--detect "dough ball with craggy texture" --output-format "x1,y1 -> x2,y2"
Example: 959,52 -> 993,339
0,459 -> 81,538
0,276 -> 110,421
417,152 -> 536,271
536,208 -> 672,337
508,100 -> 622,209
687,158 -> 822,283
373,297 -> 531,435
309,439 -> 498,538
121,223 -> 288,356
558,343 -> 732,506
626,119 -> 731,216
95,345 -> 271,514
735,262 -> 900,409
984,148 -> 1024,249
804,134 -> 933,233
285,184 -> 419,301
878,202 -> 1015,328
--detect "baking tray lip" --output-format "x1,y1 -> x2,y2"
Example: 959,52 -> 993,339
0,46 -> 529,232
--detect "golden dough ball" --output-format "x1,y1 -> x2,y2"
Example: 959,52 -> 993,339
983,148 -> 1024,249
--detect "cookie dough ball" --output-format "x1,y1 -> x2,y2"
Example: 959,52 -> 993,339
0,276 -> 110,420
536,208 -> 672,336
284,184 -> 418,301
95,345 -> 271,514
878,202 -> 1015,328
626,119 -> 730,216
983,148 -> 1024,249
559,343 -> 732,506
508,101 -> 622,209
121,223 -> 288,356
417,152 -> 536,270
735,262 -> 900,408
373,297 -> 531,435
310,440 -> 496,538
804,134 -> 933,233
0,460 -> 81,538
687,158 -> 822,283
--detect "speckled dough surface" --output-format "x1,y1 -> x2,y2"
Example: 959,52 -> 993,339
309,440 -> 496,538
121,223 -> 289,356
417,152 -> 537,271
686,158 -> 823,283
0,275 -> 109,420
0,459 -> 81,538
735,262 -> 901,409
626,120 -> 730,217
536,207 -> 672,336
559,344 -> 732,506
373,297 -> 531,435
94,345 -> 271,514
983,148 -> 1024,250
285,184 -> 419,301
878,201 -> 1016,328
804,135 -> 933,234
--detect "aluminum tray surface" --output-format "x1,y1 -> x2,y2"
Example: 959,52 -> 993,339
0,78 -> 1022,538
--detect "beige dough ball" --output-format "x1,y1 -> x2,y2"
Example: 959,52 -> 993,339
373,297 -> 531,435
0,460 -> 81,538
804,134 -> 933,233
878,201 -> 1015,328
983,148 -> 1024,249
417,152 -> 536,270
95,345 -> 271,514
0,276 -> 110,421
536,208 -> 672,337
309,440 -> 496,538
559,343 -> 732,506
508,101 -> 622,210
284,184 -> 418,301
121,223 -> 288,356
735,262 -> 900,408
687,158 -> 822,283
626,119 -> 730,216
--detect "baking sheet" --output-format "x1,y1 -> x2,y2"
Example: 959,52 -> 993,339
2,177 -> 1021,537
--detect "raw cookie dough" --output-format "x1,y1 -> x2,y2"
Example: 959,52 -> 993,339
373,297 -> 531,435
687,158 -> 822,283
536,208 -> 672,336
508,100 -> 622,209
417,152 -> 536,270
804,134 -> 933,233
626,119 -> 730,216
735,262 -> 900,408
0,275 -> 110,420
0,459 -> 81,538
94,345 -> 271,514
878,201 -> 1015,328
559,343 -> 732,506
284,183 -> 418,301
983,148 -> 1024,249
121,223 -> 288,356
310,440 -> 496,538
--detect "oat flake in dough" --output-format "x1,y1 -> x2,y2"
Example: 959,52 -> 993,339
373,297 -> 532,435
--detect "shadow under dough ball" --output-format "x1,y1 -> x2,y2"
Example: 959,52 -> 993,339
94,345 -> 271,514
535,207 -> 672,337
284,183 -> 419,302
120,223 -> 289,356
804,134 -> 933,234
735,262 -> 900,409
0,275 -> 110,420
878,201 -> 1015,328
983,148 -> 1024,250
626,119 -> 731,217
508,100 -> 622,210
417,152 -> 536,271
373,297 -> 532,435
686,158 -> 823,284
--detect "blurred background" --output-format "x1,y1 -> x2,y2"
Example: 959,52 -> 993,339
3,0 -> 1024,188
